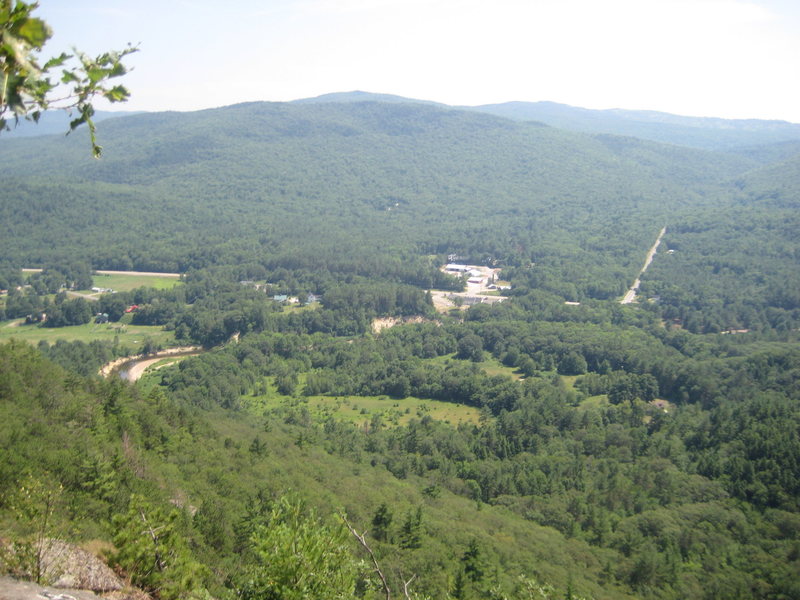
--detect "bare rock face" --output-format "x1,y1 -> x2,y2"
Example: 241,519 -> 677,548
0,575 -> 104,599
96,590 -> 153,600
0,539 -> 152,600
0,575 -> 152,600
41,540 -> 123,593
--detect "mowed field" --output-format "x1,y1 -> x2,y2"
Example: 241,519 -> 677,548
1,271 -> 183,347
246,384 -> 483,428
90,272 -> 183,292
0,317 -> 175,348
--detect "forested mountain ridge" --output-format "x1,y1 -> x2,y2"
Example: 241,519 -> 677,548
470,101 -> 800,151
14,90 -> 800,154
735,151 -> 800,196
0,109 -> 142,139
293,90 -> 447,106
0,100 -> 761,296
291,91 -> 800,151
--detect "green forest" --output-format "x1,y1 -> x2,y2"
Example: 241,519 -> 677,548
1,99 -> 799,599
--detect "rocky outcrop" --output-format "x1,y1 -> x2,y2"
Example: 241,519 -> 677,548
40,540 -> 122,593
0,575 -> 152,600
0,539 -> 152,600
0,576 -> 104,599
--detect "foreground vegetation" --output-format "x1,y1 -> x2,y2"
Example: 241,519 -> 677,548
2,287 -> 798,599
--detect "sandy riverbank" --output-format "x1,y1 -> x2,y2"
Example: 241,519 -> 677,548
98,346 -> 202,378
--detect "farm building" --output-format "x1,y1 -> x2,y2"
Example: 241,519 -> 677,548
445,264 -> 469,273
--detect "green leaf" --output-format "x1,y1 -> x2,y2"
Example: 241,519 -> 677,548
16,16 -> 51,48
68,115 -> 86,131
108,62 -> 127,78
4,32 -> 40,73
60,69 -> 80,84
87,66 -> 109,84
43,52 -> 71,70
103,85 -> 130,102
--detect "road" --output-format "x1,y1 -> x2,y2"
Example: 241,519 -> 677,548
66,290 -> 101,302
621,226 -> 666,304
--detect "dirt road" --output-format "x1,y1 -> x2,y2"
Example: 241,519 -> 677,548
66,290 -> 101,301
621,226 -> 666,304
124,356 -> 182,381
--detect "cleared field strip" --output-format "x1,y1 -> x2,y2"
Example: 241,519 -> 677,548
0,320 -> 175,347
91,272 -> 183,292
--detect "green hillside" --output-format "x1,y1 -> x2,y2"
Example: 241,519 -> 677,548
0,101 -> 756,298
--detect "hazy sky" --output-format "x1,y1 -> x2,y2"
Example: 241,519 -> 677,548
37,0 -> 800,122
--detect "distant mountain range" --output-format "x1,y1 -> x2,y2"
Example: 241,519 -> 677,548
5,92 -> 800,154
295,91 -> 800,153
1,110 -> 142,138
470,100 -> 800,152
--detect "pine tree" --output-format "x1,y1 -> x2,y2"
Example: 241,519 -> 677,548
371,502 -> 393,542
399,506 -> 423,549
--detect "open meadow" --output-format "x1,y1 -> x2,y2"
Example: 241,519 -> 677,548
0,317 -> 175,348
244,382 -> 483,428
91,272 -> 183,292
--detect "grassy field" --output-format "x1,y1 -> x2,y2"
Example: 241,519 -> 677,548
243,376 -> 483,427
2,272 -> 182,347
478,356 -> 524,380
427,354 -> 523,381
0,317 -> 176,348
91,272 -> 183,292
280,301 -> 320,314
560,374 -> 580,389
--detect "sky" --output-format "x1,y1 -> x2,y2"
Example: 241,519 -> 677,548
36,0 -> 800,122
